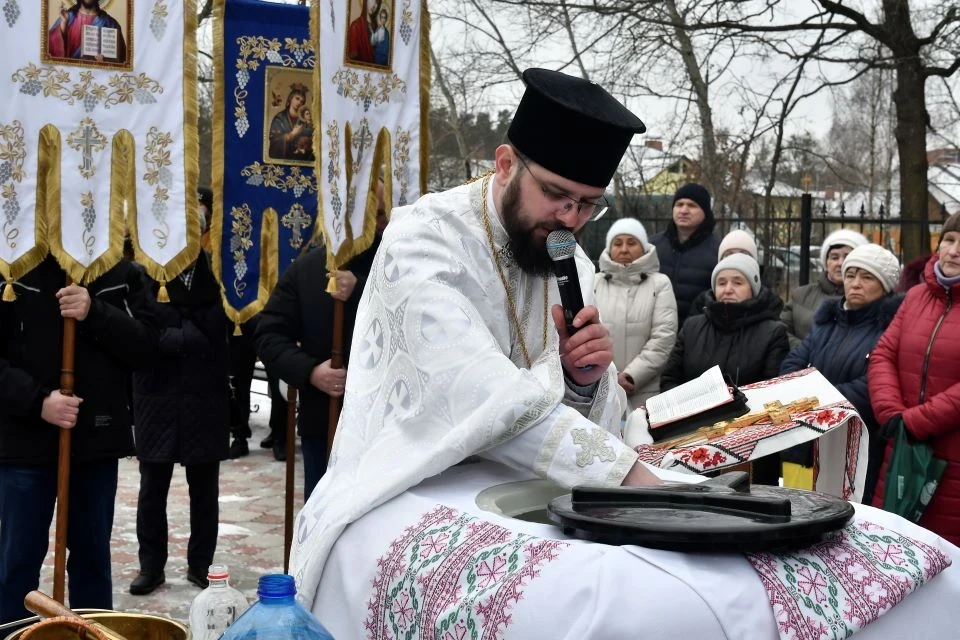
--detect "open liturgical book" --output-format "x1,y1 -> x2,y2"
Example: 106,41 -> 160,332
82,24 -> 119,59
645,366 -> 749,442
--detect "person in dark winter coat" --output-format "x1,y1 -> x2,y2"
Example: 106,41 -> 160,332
869,212 -> 960,546
0,256 -> 157,623
662,254 -> 788,391
780,244 -> 903,502
781,229 -> 868,348
254,203 -> 385,500
649,183 -> 721,329
661,253 -> 789,484
129,252 -> 230,595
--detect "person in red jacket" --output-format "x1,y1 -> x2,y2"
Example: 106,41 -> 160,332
868,212 -> 960,545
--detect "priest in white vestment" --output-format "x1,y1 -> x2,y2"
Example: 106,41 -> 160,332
291,68 -> 656,605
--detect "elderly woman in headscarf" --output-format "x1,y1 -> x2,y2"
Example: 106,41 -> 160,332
779,244 -> 903,500
594,218 -> 677,410
781,229 -> 868,347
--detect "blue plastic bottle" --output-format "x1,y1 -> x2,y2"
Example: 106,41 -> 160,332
218,574 -> 335,639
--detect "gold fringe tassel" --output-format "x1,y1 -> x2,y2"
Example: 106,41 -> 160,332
157,280 -> 170,303
2,281 -> 15,302
233,323 -> 242,336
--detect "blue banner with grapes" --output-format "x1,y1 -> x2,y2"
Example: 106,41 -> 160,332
211,0 -> 320,328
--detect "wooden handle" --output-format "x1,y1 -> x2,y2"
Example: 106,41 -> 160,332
24,590 -> 78,620
23,592 -> 126,640
326,299 -> 344,457
283,384 -> 298,574
53,274 -> 78,604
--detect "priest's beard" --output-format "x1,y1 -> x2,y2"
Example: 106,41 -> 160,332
500,176 -> 564,277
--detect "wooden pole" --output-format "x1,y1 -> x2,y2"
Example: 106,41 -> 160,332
53,276 -> 77,604
283,384 -> 297,574
326,299 -> 345,457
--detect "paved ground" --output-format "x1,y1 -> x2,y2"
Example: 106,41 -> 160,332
37,381 -> 297,627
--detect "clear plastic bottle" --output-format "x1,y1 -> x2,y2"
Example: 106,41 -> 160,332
188,564 -> 250,640
219,573 -> 335,639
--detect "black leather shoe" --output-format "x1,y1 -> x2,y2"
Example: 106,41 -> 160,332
228,438 -> 249,459
273,441 -> 287,461
186,567 -> 209,589
259,435 -> 274,449
129,570 -> 165,595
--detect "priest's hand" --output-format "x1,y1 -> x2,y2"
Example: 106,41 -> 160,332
56,284 -> 91,321
42,391 -> 82,429
621,461 -> 663,486
552,304 -> 612,387
310,359 -> 347,397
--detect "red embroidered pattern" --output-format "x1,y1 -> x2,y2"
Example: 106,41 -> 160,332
635,402 -> 858,481
747,519 -> 952,640
364,505 -> 568,639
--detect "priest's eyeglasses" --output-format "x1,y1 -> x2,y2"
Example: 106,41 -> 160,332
516,154 -> 609,222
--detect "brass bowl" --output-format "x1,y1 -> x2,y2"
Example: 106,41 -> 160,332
3,612 -> 189,640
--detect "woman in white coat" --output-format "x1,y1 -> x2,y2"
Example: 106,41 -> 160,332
594,218 -> 678,410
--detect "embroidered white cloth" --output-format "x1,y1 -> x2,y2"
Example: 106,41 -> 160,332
636,369 -> 869,501
748,520 -> 951,640
291,178 -> 637,605
312,0 -> 427,265
0,0 -> 198,285
313,460 -> 960,640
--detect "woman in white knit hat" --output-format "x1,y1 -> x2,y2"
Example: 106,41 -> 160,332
661,253 -> 789,484
781,228 -> 868,347
780,243 -> 903,497
594,218 -> 677,410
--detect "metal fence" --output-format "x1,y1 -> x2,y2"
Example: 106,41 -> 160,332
580,196 -> 950,299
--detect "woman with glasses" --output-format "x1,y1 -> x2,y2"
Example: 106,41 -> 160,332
594,218 -> 677,410
649,183 -> 722,329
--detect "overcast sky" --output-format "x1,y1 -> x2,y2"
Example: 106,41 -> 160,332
222,0 -> 959,152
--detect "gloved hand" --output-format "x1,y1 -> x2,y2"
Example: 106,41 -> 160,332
878,415 -> 905,440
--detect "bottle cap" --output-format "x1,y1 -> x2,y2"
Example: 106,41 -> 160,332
257,574 -> 296,598
208,564 -> 230,580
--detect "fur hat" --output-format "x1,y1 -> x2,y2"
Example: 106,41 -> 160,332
673,183 -> 713,221
712,253 -> 761,297
842,244 -> 901,293
820,229 -> 868,266
718,229 -> 758,261
606,218 -> 649,251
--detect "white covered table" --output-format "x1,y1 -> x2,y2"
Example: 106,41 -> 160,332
311,460 -> 959,640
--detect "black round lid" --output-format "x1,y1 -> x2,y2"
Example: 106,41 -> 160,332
548,472 -> 854,552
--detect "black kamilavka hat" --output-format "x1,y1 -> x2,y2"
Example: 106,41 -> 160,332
507,68 -> 646,188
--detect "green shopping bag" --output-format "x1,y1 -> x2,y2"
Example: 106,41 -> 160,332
881,420 -> 947,522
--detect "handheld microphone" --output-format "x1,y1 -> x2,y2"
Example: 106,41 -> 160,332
546,229 -> 585,335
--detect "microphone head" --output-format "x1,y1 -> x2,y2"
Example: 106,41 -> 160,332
546,230 -> 577,261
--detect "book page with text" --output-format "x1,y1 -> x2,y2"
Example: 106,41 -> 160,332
646,365 -> 733,427
81,24 -> 100,58
100,27 -> 118,59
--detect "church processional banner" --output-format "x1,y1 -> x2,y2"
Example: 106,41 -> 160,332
212,0 -> 320,327
311,0 -> 429,269
0,0 -> 200,297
